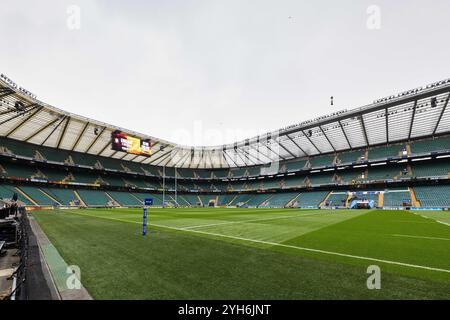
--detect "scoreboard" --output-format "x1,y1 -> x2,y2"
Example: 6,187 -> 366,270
111,131 -> 152,156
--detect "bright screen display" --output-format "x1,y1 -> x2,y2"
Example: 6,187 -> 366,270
111,132 -> 152,156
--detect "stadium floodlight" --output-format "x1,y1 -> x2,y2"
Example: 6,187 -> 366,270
14,101 -> 26,112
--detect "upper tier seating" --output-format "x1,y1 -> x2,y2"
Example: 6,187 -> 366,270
336,170 -> 363,183
413,186 -> 450,208
368,144 -> 405,160
195,170 -> 212,179
410,135 -> 450,154
284,159 -> 308,172
308,173 -> 333,186
366,166 -> 403,180
336,150 -> 365,164
283,176 -> 306,188
412,160 -> 450,178
308,155 -> 335,168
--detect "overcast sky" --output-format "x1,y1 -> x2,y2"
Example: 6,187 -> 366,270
1,0 -> 450,146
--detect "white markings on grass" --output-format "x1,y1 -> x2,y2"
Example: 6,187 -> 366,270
411,212 -> 450,227
181,212 -> 323,230
72,211 -> 450,274
392,234 -> 450,241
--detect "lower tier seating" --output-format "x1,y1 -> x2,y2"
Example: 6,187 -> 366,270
413,186 -> 450,208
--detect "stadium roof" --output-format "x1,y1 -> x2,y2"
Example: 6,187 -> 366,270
1,75 -> 450,169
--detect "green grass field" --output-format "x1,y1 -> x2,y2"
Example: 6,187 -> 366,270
32,208 -> 450,300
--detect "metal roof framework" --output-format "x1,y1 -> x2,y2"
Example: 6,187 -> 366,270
0,78 -> 450,169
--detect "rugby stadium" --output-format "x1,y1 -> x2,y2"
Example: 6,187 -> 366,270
0,73 -> 449,300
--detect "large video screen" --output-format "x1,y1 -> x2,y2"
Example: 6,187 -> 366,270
111,132 -> 152,156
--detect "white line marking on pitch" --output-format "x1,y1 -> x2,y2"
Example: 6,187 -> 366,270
392,234 -> 450,241
73,212 -> 450,274
182,212 -> 324,230
411,212 -> 450,227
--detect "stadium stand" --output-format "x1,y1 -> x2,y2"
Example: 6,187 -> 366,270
266,192 -> 299,207
0,77 -> 450,210
246,194 -> 272,207
325,192 -> 348,207
383,189 -> 411,207
296,191 -> 328,207
413,185 -> 450,208
410,135 -> 450,154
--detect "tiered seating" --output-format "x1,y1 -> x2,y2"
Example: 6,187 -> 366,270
308,174 -> 333,186
0,138 -> 36,158
41,147 -> 69,163
177,168 -> 194,178
108,191 -> 142,206
230,168 -> 246,178
284,159 -> 307,172
195,170 -> 212,179
246,194 -> 271,207
103,175 -> 127,187
41,168 -> 69,181
267,193 -> 299,207
308,155 -> 335,168
412,160 -> 449,177
261,179 -> 281,190
325,192 -> 347,206
245,180 -> 261,191
0,185 -> 33,205
69,152 -> 98,167
283,176 -> 305,188
42,188 -> 77,205
216,194 -> 235,206
211,169 -> 229,178
199,195 -> 215,206
368,144 -> 404,160
132,193 -> 163,206
336,150 -> 365,164
414,186 -> 450,208
410,135 -> 450,154
1,161 -> 38,179
72,172 -> 97,184
18,186 -> 54,205
100,158 -> 125,171
366,166 -> 401,180
296,191 -> 328,207
247,167 -> 260,177
180,194 -> 199,206
337,170 -> 361,183
77,190 -> 111,206
229,194 -> 253,206
383,189 -> 410,207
